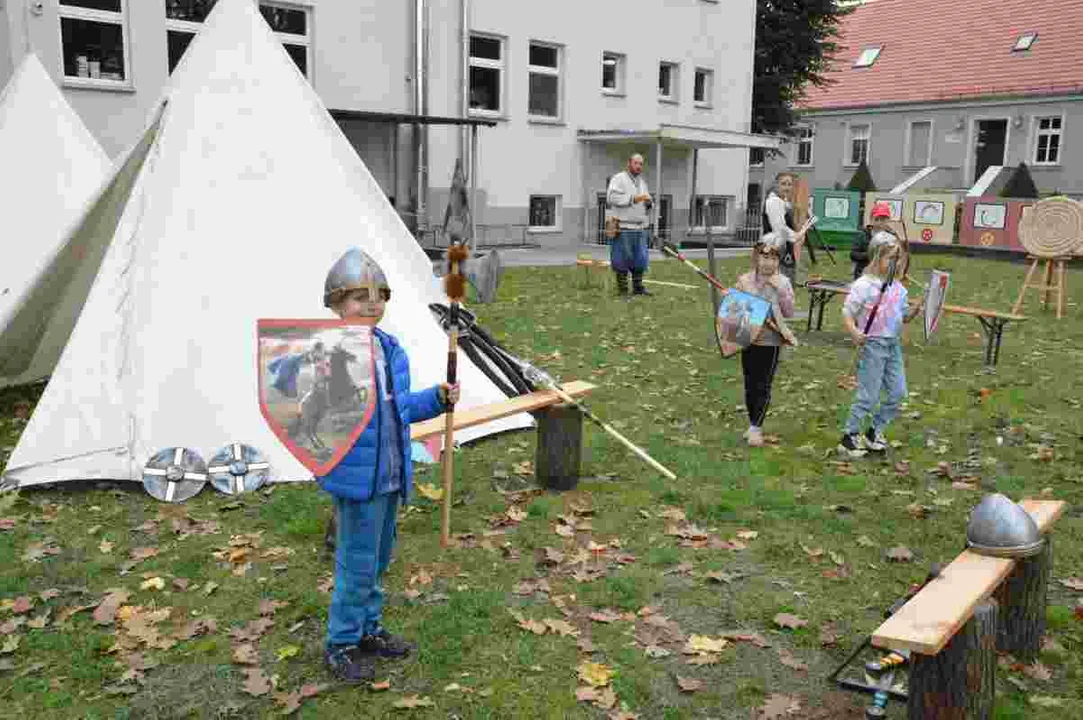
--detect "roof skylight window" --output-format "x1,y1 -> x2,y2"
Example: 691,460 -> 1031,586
854,46 -> 882,68
1013,33 -> 1037,51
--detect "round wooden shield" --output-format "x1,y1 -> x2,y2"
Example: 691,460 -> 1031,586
1018,197 -> 1083,258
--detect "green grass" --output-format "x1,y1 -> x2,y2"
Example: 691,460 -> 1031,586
1,253 -> 1082,718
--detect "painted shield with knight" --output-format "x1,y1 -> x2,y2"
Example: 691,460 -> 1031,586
258,319 -> 377,475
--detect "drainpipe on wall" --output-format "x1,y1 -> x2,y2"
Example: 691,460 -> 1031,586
413,0 -> 429,234
460,0 -> 470,160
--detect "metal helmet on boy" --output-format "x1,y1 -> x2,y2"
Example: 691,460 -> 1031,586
322,247 -> 389,308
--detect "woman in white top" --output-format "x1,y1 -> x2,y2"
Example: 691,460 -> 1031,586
761,172 -> 812,286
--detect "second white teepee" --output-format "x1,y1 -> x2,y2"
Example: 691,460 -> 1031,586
0,53 -> 112,388
2,0 -> 529,489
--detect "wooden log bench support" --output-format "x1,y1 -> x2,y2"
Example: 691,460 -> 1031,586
870,499 -> 1066,720
804,281 -> 1028,368
411,380 -> 595,491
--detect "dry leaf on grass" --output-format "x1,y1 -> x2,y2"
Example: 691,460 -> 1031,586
1059,577 -> 1083,591
232,643 -> 260,665
777,648 -> 808,672
93,590 -> 130,626
1022,663 -> 1053,681
756,693 -> 802,719
683,635 -> 728,654
773,613 -> 808,630
722,631 -> 770,648
589,609 -> 623,624
276,645 -> 301,661
856,535 -> 876,548
129,547 -> 159,561
371,679 -> 391,691
1,637 -> 19,654
508,610 -> 547,636
37,589 -> 60,602
140,577 -> 165,591
393,695 -> 435,709
242,668 -> 272,697
11,596 -> 32,615
676,676 -> 704,693
543,618 -> 579,637
820,622 -> 839,647
801,545 -> 824,560
26,612 -> 51,630
704,570 -> 740,584
736,530 -> 759,540
577,661 -> 615,687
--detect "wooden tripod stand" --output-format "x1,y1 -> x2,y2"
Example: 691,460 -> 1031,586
1012,255 -> 1070,319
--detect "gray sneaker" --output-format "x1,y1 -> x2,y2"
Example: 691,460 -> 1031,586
325,644 -> 375,684
838,433 -> 868,458
865,428 -> 887,453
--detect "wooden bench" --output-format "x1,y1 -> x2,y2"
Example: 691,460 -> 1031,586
870,498 -> 1066,719
411,380 -> 596,491
576,254 -> 611,290
804,281 -> 1028,367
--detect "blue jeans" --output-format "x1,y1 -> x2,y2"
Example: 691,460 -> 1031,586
844,337 -> 907,435
326,492 -> 400,647
610,228 -> 649,273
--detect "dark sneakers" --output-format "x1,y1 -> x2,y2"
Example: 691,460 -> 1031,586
325,645 -> 375,684
358,627 -> 415,658
864,428 -> 888,453
837,433 -> 867,458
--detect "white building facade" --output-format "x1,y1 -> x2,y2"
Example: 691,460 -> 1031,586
1,0 -> 774,247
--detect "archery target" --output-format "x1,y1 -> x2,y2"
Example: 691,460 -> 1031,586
1018,196 -> 1083,258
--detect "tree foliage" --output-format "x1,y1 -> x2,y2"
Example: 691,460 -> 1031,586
1000,162 -> 1040,199
752,0 -> 853,137
846,159 -> 877,193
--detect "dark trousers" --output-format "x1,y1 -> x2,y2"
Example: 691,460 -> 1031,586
740,344 -> 781,427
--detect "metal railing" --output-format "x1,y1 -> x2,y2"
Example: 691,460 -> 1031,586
412,223 -> 542,250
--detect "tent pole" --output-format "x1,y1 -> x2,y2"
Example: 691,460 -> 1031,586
470,124 -> 478,246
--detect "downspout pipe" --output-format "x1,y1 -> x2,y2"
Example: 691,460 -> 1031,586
414,0 -> 429,233
460,0 -> 470,159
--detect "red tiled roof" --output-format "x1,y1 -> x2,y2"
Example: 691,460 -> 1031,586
800,0 -> 1083,110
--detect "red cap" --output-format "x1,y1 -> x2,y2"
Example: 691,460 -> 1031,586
871,201 -> 892,219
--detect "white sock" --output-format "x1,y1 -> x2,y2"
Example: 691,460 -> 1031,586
749,425 -> 760,433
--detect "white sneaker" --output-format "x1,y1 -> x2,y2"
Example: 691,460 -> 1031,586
747,428 -> 765,447
865,429 -> 888,453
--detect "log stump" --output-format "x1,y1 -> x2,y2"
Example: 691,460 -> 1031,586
907,601 -> 997,720
534,403 -> 582,492
993,538 -> 1052,662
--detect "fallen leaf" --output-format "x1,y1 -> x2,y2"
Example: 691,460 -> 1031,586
592,686 -> 617,710
371,680 -> 391,691
508,610 -> 547,636
242,668 -> 272,697
676,676 -> 704,693
11,596 -> 32,615
1,637 -> 18,654
736,530 -> 759,540
506,506 -> 527,523
773,613 -> 808,630
644,646 -> 671,658
393,695 -> 435,709
756,693 -> 802,719
555,524 -> 575,538
1059,578 -> 1083,591
589,609 -> 622,624
415,483 -> 443,501
172,578 -> 190,591
98,540 -> 114,554
801,545 -> 824,560
828,551 -> 845,566
820,622 -> 839,647
705,570 -> 739,584
276,645 -> 301,661
129,547 -> 159,562
140,577 -> 165,591
1,618 -> 25,635
203,581 -> 219,596
777,648 -> 808,672
577,637 -> 597,653
1022,662 -> 1053,681
232,643 -> 260,665
577,661 -> 615,687
93,590 -> 130,626
1030,695 -> 1065,708
543,618 -> 579,637
37,589 -> 60,602
894,461 -> 911,476
886,546 -> 914,563
722,631 -> 770,648
856,535 -> 876,548
0,518 -> 15,532
575,686 -> 598,702
683,635 -> 728,654
259,599 -> 290,616
26,612 -> 50,630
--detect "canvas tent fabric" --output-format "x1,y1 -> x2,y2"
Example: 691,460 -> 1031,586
1,0 -> 530,490
0,53 -> 112,388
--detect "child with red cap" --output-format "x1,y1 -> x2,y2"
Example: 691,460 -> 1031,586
851,201 -> 895,280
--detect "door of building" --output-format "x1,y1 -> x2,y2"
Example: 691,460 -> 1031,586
973,119 -> 1008,183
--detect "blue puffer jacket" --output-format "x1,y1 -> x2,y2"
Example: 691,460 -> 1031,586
317,329 -> 446,503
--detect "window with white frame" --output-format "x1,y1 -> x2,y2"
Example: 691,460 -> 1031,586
165,1 -> 311,76
528,42 -> 562,119
602,52 -> 625,94
846,123 -> 870,165
693,195 -> 729,230
59,0 -> 129,84
468,34 -> 504,115
906,121 -> 932,166
795,126 -> 814,166
1033,116 -> 1063,165
658,62 -> 678,101
693,68 -> 713,106
528,195 -> 561,230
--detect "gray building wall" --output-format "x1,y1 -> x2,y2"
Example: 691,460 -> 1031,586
750,96 -> 1083,199
0,3 -> 13,86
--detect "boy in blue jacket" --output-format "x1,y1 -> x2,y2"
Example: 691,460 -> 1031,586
319,247 -> 458,683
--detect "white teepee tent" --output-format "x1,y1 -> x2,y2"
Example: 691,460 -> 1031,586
0,53 -> 112,388
1,0 -> 529,489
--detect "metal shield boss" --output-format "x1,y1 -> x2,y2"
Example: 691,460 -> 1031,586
143,447 -> 209,503
257,319 -> 377,476
208,443 -> 271,495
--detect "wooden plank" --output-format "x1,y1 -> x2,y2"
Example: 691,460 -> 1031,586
1019,498 -> 1066,533
943,303 -> 1027,322
872,551 -> 1015,655
872,498 -> 1067,655
410,380 -> 595,442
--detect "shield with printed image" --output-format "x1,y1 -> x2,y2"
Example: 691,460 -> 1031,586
923,270 -> 951,342
258,319 -> 376,475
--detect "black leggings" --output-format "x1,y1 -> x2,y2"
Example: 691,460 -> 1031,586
740,345 -> 781,427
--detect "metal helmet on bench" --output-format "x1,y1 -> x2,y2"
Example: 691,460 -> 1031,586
323,247 -> 389,308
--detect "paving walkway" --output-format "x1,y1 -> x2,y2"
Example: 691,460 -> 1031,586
482,244 -> 749,267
